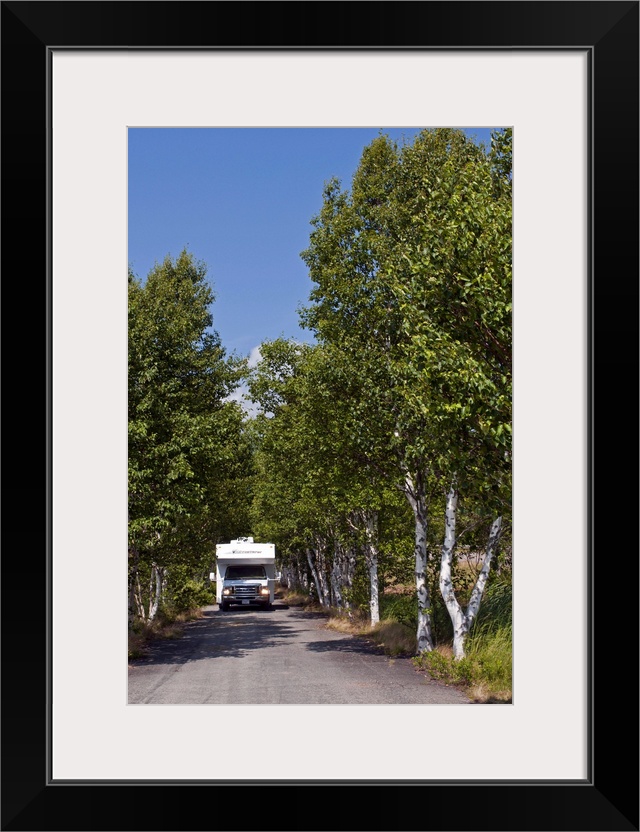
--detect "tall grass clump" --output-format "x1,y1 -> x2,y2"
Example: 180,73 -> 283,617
380,593 -> 417,629
472,571 -> 512,637
413,572 -> 513,702
464,572 -> 512,698
367,620 -> 416,656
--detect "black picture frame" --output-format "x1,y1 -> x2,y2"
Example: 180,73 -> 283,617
2,2 -> 638,830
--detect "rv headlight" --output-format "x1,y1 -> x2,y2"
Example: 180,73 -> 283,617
259,587 -> 269,596
222,588 -> 232,596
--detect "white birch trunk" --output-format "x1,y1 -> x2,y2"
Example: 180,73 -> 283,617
331,553 -> 343,609
404,472 -> 434,653
363,511 -> 380,626
285,566 -> 293,590
439,499 -> 504,660
368,557 -> 380,626
316,541 -> 331,607
345,546 -> 357,612
306,547 -> 329,607
348,548 -> 357,595
341,544 -> 349,607
466,516 -> 503,624
134,573 -> 146,621
128,545 -> 139,624
148,569 -> 154,619
148,563 -> 163,621
334,540 -> 354,612
438,484 -> 468,660
305,548 -> 319,602
298,561 -> 309,592
285,561 -> 303,592
161,570 -> 168,606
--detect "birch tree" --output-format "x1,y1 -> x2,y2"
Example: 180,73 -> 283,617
389,128 -> 512,651
438,481 -> 504,659
300,128 -> 512,653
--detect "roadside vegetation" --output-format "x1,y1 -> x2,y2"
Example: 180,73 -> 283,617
128,577 -> 215,661
128,608 -> 205,661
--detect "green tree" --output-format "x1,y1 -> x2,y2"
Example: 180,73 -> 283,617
248,338 -> 405,621
128,249 -> 250,621
300,128 -> 512,654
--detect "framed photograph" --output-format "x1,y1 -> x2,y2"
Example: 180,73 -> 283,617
2,2 -> 637,830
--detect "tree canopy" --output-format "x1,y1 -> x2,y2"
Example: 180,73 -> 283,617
128,249 -> 252,619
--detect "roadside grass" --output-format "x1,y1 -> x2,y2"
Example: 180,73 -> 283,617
327,612 -> 416,656
411,629 -> 512,703
278,588 -> 314,607
128,608 -> 205,661
281,578 -> 512,703
281,588 -> 418,656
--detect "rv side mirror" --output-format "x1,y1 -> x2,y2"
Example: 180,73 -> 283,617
275,572 -> 282,582
209,573 -> 216,582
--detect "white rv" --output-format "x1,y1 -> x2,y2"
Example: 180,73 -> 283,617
211,538 -> 279,611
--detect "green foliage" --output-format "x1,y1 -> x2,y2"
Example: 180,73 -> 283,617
380,583 -> 453,645
412,633 -> 512,695
380,593 -> 417,629
129,249 -> 248,552
342,560 -> 374,614
294,128 -> 512,649
414,650 -> 474,686
379,561 -> 511,656
162,562 -> 215,614
489,127 -> 513,196
463,572 -> 512,691
412,572 -> 513,696
431,592 -> 455,645
128,249 -> 253,622
466,627 -> 512,690
247,336 -> 409,611
471,570 -> 513,637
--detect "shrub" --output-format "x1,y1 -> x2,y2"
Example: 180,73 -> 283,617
466,626 -> 512,691
380,593 -> 417,629
165,578 -> 214,615
379,587 -> 453,646
413,650 -> 474,686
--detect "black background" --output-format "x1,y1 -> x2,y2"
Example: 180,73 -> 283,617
2,2 -> 638,831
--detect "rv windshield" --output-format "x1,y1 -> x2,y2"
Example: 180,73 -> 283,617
225,566 -> 266,580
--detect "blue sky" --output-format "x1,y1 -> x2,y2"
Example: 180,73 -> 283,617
128,127 -> 496,370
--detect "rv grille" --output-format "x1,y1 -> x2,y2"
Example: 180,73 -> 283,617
234,585 -> 258,598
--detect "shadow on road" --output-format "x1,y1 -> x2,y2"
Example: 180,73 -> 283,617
129,607 -> 296,668
129,604 -> 393,672
287,609 -> 327,621
200,604 -> 290,617
306,637 -> 385,656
